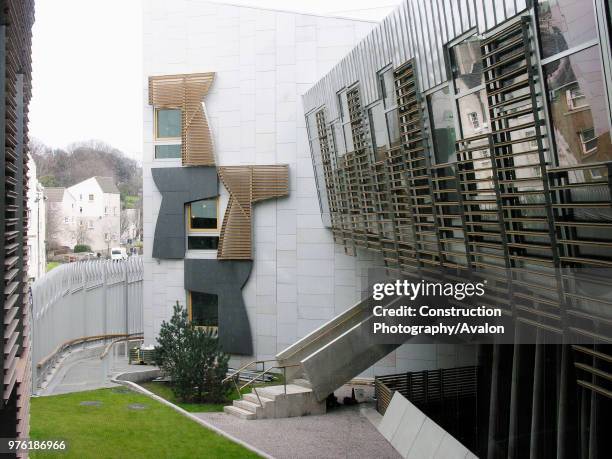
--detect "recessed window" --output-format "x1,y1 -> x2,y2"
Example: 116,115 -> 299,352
543,46 -> 611,166
379,68 -> 396,109
368,103 -> 388,162
579,128 -> 597,155
189,291 -> 219,330
566,84 -> 588,110
457,89 -> 489,137
188,236 -> 220,250
155,144 -> 182,159
450,35 -> 484,94
427,86 -> 456,164
189,199 -> 217,231
156,108 -> 181,138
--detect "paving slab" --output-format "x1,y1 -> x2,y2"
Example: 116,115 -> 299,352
195,404 -> 401,459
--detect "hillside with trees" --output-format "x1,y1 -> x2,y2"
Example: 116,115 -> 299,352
30,139 -> 142,207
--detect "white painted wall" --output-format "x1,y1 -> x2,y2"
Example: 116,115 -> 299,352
142,1 -> 477,374
26,156 -> 47,281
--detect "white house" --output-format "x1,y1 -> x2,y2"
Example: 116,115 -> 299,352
45,176 -> 121,254
26,155 -> 46,280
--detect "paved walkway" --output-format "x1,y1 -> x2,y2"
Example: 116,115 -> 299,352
195,404 -> 401,459
41,345 -> 141,396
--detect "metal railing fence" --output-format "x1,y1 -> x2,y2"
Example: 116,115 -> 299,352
30,257 -> 143,387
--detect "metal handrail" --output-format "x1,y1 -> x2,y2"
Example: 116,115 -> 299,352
221,359 -> 278,384
222,359 -> 301,407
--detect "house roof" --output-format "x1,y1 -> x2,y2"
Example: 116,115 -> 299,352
94,176 -> 120,194
44,187 -> 65,202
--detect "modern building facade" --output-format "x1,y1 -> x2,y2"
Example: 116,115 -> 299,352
142,1 -> 478,377
44,176 -> 121,254
0,0 -> 35,443
303,0 -> 612,457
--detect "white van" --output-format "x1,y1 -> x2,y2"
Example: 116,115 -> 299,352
110,247 -> 128,260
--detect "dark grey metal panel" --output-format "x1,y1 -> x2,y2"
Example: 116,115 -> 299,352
151,167 -> 218,259
184,259 -> 253,356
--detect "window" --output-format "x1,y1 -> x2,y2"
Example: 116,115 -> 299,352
525,130 -> 539,148
187,198 -> 219,252
156,108 -> 181,138
104,206 -> 108,215
368,103 -> 388,162
536,0 -> 598,59
189,199 -> 217,231
88,194 -> 94,201
189,291 -> 219,330
457,89 -> 489,137
427,86 -> 457,164
379,67 -> 396,109
64,217 -> 68,223
88,220 -> 94,229
155,144 -> 181,159
579,128 -> 597,155
566,84 -> 588,110
467,112 -> 479,129
450,35 -> 484,94
188,236 -> 219,250
543,46 -> 611,166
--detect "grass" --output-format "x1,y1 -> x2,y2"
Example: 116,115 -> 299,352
140,375 -> 284,413
46,261 -> 61,272
30,388 -> 260,459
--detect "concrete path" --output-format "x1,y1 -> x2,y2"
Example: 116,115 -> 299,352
41,345 -> 144,396
195,404 -> 401,459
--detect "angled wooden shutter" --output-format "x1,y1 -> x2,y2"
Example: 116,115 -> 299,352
148,73 -> 215,166
218,165 -> 289,260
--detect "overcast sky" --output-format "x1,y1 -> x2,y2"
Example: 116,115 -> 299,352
29,0 -> 402,161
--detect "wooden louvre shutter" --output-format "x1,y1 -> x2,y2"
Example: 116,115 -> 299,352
218,165 -> 289,260
148,73 -> 215,166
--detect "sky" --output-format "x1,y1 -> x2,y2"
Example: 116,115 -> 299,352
29,0 -> 403,162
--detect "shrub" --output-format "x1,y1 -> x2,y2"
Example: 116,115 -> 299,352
154,302 -> 230,403
74,244 -> 92,253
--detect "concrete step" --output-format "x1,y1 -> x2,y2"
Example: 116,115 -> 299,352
234,399 -> 260,413
257,384 -> 312,399
223,405 -> 257,420
292,378 -> 312,389
243,392 -> 273,405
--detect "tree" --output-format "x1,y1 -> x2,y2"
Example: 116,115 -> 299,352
155,302 -> 230,403
45,203 -> 64,251
73,219 -> 89,247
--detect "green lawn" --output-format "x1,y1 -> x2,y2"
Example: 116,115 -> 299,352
141,375 -> 284,413
30,388 -> 260,459
46,261 -> 61,272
